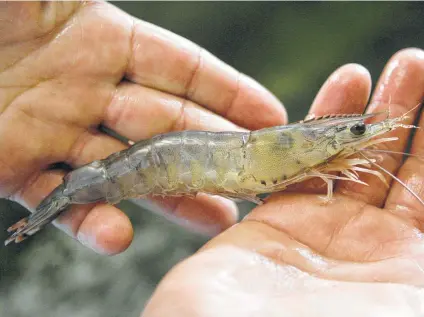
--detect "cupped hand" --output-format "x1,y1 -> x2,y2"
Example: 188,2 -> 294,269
0,2 -> 286,254
142,49 -> 424,317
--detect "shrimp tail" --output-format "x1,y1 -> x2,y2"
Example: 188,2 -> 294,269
5,184 -> 70,246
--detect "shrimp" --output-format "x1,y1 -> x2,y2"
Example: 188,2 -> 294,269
4,106 -> 420,245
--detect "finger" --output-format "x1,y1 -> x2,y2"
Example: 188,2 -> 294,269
0,78 -> 114,198
126,20 -> 287,130
57,204 -> 134,256
133,194 -> 238,236
10,170 -> 133,255
279,63 -> 371,194
383,50 -> 424,225
103,81 -> 243,143
336,48 -> 424,207
384,112 -> 424,229
309,63 -> 371,117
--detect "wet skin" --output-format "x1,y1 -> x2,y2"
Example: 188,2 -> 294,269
0,1 -> 286,253
144,49 -> 424,316
1,2 -> 424,316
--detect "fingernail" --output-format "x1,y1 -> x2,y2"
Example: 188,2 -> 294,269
77,230 -> 110,255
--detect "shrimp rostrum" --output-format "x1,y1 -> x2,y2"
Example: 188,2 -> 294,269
4,108 -> 419,245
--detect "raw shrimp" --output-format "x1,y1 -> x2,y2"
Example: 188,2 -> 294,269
4,107 -> 420,245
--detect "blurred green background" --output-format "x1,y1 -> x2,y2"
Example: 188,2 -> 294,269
1,2 -> 424,316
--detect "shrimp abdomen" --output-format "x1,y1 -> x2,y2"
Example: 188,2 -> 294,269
126,131 -> 248,197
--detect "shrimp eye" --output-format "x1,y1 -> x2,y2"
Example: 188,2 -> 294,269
350,123 -> 366,135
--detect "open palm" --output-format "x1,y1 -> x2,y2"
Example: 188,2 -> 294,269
0,2 -> 286,253
143,49 -> 424,317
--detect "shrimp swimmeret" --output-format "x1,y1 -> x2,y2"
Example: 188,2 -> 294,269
4,105 -> 422,245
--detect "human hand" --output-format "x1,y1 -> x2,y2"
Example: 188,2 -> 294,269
142,49 -> 424,317
0,2 -> 286,254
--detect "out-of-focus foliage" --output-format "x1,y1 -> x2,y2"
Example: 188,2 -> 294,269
1,2 -> 423,316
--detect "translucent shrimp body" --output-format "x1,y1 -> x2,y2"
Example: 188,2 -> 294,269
4,110 -> 417,245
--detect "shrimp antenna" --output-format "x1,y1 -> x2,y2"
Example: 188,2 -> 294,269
387,95 -> 392,119
359,152 -> 424,207
365,101 -> 422,121
398,102 -> 422,121
361,149 -> 424,161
